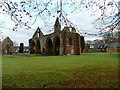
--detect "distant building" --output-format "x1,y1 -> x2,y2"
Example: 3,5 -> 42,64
24,46 -> 29,53
84,40 -> 95,52
106,42 -> 120,52
14,46 -> 29,53
84,40 -> 108,52
0,37 -> 13,54
85,38 -> 120,53
14,46 -> 19,53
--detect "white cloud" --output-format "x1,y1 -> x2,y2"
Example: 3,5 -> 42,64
68,11 -> 99,34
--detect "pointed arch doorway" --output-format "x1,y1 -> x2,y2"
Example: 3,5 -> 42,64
36,39 -> 41,54
46,39 -> 53,55
54,37 -> 60,55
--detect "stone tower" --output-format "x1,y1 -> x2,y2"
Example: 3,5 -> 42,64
54,17 -> 61,33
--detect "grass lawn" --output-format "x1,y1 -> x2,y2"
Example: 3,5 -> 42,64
2,53 -> 119,88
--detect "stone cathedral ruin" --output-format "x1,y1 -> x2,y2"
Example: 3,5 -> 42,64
29,18 -> 85,55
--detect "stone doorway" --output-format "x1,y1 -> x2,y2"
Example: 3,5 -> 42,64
55,37 -> 60,55
31,41 -> 35,54
46,39 -> 53,55
35,39 -> 41,54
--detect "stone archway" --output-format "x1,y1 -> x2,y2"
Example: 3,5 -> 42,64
31,40 -> 35,54
54,37 -> 60,55
46,39 -> 53,55
35,39 -> 41,54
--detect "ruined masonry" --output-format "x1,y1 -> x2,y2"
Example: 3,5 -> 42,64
29,18 -> 85,55
0,37 -> 13,54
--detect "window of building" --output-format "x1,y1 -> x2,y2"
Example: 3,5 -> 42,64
38,33 -> 40,37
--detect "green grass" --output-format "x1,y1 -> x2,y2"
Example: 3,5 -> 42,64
2,53 -> 119,88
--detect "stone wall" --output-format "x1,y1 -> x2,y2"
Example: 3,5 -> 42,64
106,48 -> 120,52
1,37 -> 13,54
29,18 -> 84,56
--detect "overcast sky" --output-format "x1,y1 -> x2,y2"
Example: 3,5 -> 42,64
0,0 -> 118,46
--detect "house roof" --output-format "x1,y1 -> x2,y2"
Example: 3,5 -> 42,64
2,37 -> 13,43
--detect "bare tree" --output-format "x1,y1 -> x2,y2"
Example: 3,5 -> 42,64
94,0 -> 120,35
0,0 -> 52,30
0,0 -> 119,35
102,30 -> 120,44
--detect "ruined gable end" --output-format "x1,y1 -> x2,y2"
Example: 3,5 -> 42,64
1,37 -> 14,54
32,27 -> 44,39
